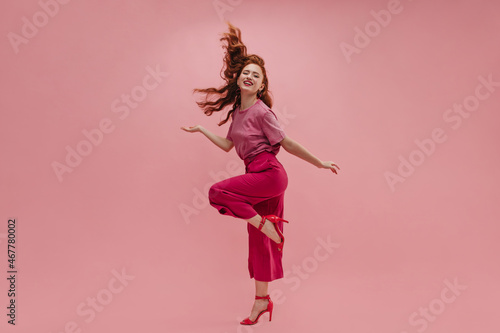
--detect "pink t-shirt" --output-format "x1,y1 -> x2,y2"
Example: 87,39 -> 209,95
226,99 -> 286,162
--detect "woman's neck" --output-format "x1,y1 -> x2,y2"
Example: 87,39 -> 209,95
240,94 -> 258,111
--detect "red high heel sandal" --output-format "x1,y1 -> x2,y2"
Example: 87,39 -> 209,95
240,295 -> 274,325
258,215 -> 289,252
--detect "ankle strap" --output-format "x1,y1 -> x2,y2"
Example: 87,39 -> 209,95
255,295 -> 270,300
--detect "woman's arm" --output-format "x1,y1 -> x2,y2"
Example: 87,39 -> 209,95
280,136 -> 340,174
181,125 -> 234,152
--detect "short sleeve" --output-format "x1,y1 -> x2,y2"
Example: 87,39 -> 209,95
226,120 -> 233,142
261,111 -> 285,145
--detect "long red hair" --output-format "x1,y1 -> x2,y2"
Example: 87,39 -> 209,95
193,22 -> 273,126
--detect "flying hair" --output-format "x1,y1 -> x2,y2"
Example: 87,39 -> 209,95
193,22 -> 273,126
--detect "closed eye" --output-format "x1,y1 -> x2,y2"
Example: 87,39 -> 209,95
242,70 -> 261,78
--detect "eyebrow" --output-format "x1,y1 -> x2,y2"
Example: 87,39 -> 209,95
242,70 -> 261,75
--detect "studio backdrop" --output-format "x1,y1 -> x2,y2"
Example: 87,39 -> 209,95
1,0 -> 499,332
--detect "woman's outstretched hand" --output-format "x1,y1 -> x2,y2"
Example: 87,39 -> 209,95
180,125 -> 202,133
320,161 -> 340,174
180,125 -> 234,152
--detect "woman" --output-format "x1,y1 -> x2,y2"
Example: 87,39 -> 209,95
181,23 -> 339,325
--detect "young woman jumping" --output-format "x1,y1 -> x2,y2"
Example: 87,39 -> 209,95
181,23 -> 339,325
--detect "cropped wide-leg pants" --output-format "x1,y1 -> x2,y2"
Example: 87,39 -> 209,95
208,151 -> 288,282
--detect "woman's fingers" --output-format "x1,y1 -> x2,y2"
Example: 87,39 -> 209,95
329,162 -> 340,170
325,162 -> 340,174
180,126 -> 196,132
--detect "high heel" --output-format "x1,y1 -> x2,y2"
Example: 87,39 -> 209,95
258,215 -> 289,252
240,295 -> 274,325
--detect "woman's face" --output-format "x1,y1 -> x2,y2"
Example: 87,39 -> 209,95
237,63 -> 265,96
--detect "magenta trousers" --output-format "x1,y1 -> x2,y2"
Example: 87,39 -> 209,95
208,151 -> 288,282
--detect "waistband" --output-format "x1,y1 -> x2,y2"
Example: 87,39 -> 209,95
244,151 -> 277,166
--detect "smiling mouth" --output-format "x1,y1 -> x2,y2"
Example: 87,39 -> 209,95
243,80 -> 253,86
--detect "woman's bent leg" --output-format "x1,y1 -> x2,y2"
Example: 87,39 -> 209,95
208,156 -> 287,220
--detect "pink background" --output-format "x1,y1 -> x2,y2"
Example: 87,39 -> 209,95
1,0 -> 499,332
